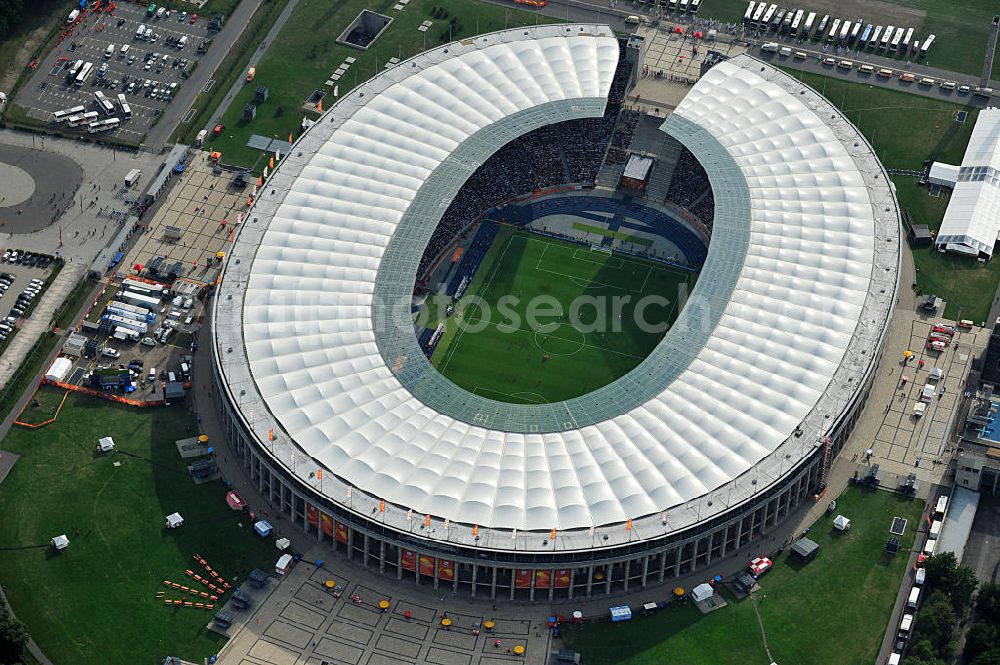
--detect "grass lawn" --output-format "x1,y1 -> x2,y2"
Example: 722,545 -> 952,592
430,226 -> 697,404
892,176 -> 1000,321
0,389 -> 277,665
561,487 -> 925,665
205,0 -> 561,169
785,70 -> 977,170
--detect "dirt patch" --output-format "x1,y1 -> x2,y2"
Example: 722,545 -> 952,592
801,0 -> 927,32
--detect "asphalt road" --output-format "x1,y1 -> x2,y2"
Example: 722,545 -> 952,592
143,0 -> 263,152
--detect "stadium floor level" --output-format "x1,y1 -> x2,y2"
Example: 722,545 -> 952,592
211,352 -> 881,601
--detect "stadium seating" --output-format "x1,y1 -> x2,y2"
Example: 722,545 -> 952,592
664,147 -> 715,228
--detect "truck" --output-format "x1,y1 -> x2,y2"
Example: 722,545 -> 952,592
120,291 -> 162,309
101,314 -> 148,334
67,8 -> 80,23
124,169 -> 142,187
761,42 -> 780,53
245,66 -> 256,83
66,59 -> 84,82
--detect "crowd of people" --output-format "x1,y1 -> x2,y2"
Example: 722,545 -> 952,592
664,147 -> 715,227
605,109 -> 642,165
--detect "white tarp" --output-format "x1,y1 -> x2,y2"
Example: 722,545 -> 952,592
45,357 -> 73,383
833,515 -> 851,531
692,583 -> 714,601
275,537 -> 290,551
165,512 -> 184,528
98,436 -> 115,452
928,162 -> 959,187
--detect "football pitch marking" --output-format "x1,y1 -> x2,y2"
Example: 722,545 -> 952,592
532,238 -> 656,295
473,386 -> 548,404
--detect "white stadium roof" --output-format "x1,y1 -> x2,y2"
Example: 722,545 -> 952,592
936,107 -> 1000,257
213,31 -> 898,553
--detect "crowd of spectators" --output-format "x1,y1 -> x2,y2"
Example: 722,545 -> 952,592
664,147 -> 715,227
607,39 -> 634,105
605,109 -> 642,165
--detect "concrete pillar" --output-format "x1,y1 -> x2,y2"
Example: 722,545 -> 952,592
641,555 -> 649,588
471,564 -> 478,599
586,565 -> 594,598
362,533 -> 370,567
490,565 -> 497,600
529,569 -> 536,602
659,550 -> 668,583
623,559 -> 631,592
379,540 -> 386,573
548,569 -> 555,601
509,569 -> 515,601
397,547 -> 403,580
568,568 -> 575,600
345,526 -> 353,559
453,564 -> 459,593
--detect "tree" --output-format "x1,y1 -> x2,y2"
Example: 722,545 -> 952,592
950,565 -> 980,614
914,591 -> 957,657
978,583 -> 1000,625
964,623 -> 998,663
0,604 -> 28,664
973,649 -> 1000,665
924,551 -> 959,587
905,639 -> 947,665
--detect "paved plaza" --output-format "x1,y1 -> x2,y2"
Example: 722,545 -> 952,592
126,153 -> 247,285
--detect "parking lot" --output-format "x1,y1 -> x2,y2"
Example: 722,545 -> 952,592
16,2 -> 219,145
0,252 -> 57,354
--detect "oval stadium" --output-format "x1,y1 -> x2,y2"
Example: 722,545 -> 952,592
211,24 -> 900,600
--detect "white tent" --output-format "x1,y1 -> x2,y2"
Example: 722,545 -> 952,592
45,357 -> 73,383
51,534 -> 69,550
97,437 -> 115,453
275,537 -> 290,551
165,512 -> 184,529
692,583 -> 714,602
833,515 -> 851,531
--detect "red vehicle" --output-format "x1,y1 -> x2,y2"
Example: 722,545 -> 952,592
749,556 -> 773,578
931,324 -> 955,336
212,123 -> 224,136
927,340 -> 947,352
190,13 -> 197,23
928,333 -> 951,345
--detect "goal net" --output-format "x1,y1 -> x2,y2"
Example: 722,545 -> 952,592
590,244 -> 612,255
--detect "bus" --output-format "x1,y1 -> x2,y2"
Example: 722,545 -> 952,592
849,19 -> 862,41
94,90 -> 115,116
803,12 -> 815,35
869,26 -> 883,49
760,4 -> 776,27
52,105 -> 86,123
921,34 -> 935,55
744,2 -> 756,22
827,18 -> 841,42
75,62 -> 93,87
790,10 -> 804,35
816,15 -> 829,37
752,3 -> 768,26
771,8 -> 785,30
66,59 -> 84,82
890,26 -> 904,50
880,25 -> 893,49
88,118 -> 121,133
690,0 -> 701,13
838,19 -> 851,42
859,24 -> 872,45
116,93 -> 132,118
902,27 -> 913,50
67,111 -> 99,127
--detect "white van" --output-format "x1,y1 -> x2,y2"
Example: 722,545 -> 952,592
899,613 -> 914,634
136,24 -> 146,40
779,46 -> 792,57
104,44 -> 115,59
144,27 -> 153,40
178,36 -> 188,49
624,15 -> 642,24
148,367 -> 156,382
906,587 -> 920,610
120,44 -> 130,57
167,371 -> 176,382
923,538 -> 937,556
914,567 -> 926,585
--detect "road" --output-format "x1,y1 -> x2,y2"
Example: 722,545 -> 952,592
200,0 -> 303,139
142,0 -> 264,152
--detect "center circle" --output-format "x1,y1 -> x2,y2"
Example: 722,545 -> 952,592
534,323 -> 586,356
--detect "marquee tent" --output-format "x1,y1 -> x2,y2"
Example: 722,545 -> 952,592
692,583 -> 714,602
165,512 -> 184,529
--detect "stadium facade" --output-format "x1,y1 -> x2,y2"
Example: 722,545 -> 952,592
211,26 -> 901,600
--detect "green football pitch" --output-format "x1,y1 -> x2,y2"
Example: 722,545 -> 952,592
429,226 -> 700,404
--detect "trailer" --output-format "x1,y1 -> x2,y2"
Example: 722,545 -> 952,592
108,300 -> 155,321
802,11 -> 815,35
106,306 -> 151,324
119,290 -> 162,309
920,34 -> 935,55
122,278 -> 166,296
101,314 -> 148,334
902,27 -> 913,50
880,25 -> 893,49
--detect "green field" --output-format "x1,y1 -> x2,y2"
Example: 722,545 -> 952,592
206,0 -> 560,169
430,226 -> 697,404
0,389 -> 276,665
562,487 -> 925,665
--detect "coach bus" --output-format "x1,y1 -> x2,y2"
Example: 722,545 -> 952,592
838,19 -> 851,42
75,62 -> 93,87
849,19 -> 862,41
67,111 -> 99,127
921,34 -> 935,55
826,18 -> 840,42
66,59 -> 84,83
690,0 -> 701,13
790,10 -> 804,35
869,25 -> 883,49
802,11 -> 815,35
116,93 -> 132,118
880,25 -> 893,49
52,105 -> 85,123
902,27 -> 913,50
752,2 -> 767,26
859,23 -> 872,45
890,26 -> 904,50
744,1 -> 755,22
94,90 -> 115,116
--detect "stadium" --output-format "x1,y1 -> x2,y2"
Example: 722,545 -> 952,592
211,24 -> 901,600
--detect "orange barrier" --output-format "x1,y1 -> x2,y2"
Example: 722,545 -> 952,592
14,388 -> 70,428
161,598 -> 214,609
41,379 -> 165,407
